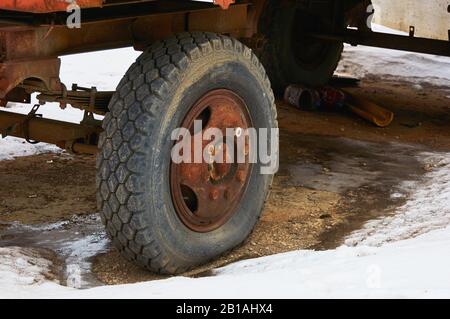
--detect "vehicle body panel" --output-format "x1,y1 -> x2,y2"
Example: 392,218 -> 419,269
373,0 -> 450,40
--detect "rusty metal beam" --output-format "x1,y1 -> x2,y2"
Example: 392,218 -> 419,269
0,6 -> 248,96
0,5 -> 247,62
0,110 -> 101,154
0,4 -> 249,98
71,142 -> 98,154
0,4 -> 248,62
308,28 -> 450,57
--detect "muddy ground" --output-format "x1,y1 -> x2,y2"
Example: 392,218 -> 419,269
1,76 -> 450,286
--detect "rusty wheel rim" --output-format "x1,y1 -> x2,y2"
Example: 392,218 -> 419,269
170,89 -> 252,233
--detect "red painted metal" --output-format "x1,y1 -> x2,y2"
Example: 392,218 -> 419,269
0,0 -> 103,13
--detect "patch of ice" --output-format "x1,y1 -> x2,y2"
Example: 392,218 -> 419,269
66,264 -> 83,289
7,220 -> 70,232
345,152 -> 450,247
1,215 -> 108,289
60,232 -> 109,289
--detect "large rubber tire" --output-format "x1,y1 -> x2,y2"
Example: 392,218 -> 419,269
253,2 -> 344,93
96,32 -> 277,274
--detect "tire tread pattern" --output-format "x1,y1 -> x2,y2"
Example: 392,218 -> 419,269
97,32 -> 277,274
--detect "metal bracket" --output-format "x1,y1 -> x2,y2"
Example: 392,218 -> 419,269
1,104 -> 43,144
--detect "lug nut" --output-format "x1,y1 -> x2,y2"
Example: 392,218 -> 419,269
210,189 -> 219,200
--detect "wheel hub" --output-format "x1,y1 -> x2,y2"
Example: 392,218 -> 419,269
170,89 -> 252,233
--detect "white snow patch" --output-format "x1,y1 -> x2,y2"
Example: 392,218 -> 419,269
59,48 -> 141,92
0,247 -> 60,297
2,220 -> 70,234
2,226 -> 450,299
1,152 -> 450,298
0,136 -> 61,161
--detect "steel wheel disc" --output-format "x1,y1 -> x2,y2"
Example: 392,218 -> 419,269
170,89 -> 252,233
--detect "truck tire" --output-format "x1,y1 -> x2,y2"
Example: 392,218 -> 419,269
96,32 -> 277,274
254,2 -> 343,93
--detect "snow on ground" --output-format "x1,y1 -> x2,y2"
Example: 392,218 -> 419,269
1,215 -> 109,289
0,247 -> 58,298
1,150 -> 450,299
0,137 -> 61,161
1,224 -> 450,298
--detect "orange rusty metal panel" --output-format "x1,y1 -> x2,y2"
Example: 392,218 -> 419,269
189,4 -> 247,34
0,0 -> 103,13
214,0 -> 235,9
0,109 -> 101,150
